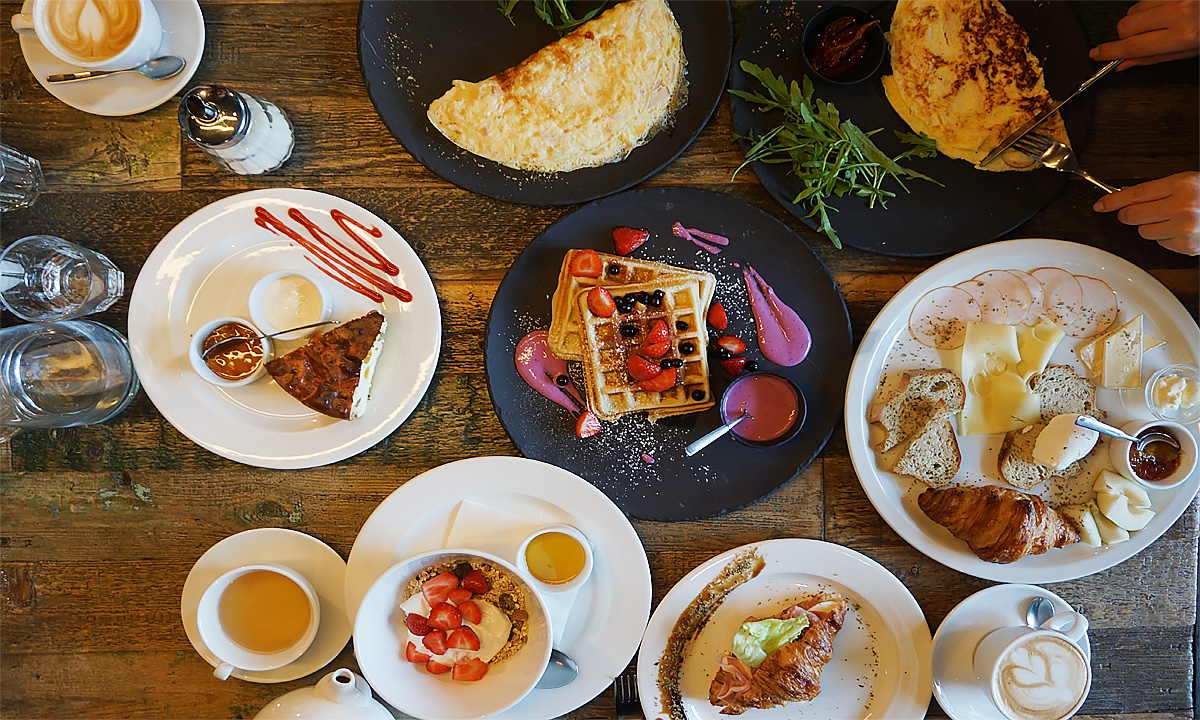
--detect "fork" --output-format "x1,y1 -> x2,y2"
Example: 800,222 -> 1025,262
614,672 -> 643,720
1010,132 -> 1120,193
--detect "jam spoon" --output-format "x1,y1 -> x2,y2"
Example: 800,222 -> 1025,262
201,320 -> 337,360
1074,415 -> 1180,454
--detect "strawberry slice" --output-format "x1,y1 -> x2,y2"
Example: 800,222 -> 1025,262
425,659 -> 452,675
643,341 -> 669,359
645,319 -> 669,345
452,657 -> 489,681
458,600 -> 482,625
568,249 -> 603,278
448,626 -> 482,652
627,354 -> 662,382
422,629 -> 448,655
575,410 -> 602,439
421,571 -> 460,606
428,602 -> 463,631
587,287 -> 616,317
715,335 -> 747,354
405,641 -> 431,663
405,612 -> 432,636
446,587 -> 474,605
612,227 -> 649,256
461,569 -> 490,594
707,302 -> 728,330
720,357 -> 746,375
639,366 -> 677,392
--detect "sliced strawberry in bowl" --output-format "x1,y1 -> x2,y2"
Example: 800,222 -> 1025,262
645,319 -> 669,345
627,354 -> 662,382
425,658 -> 452,675
422,629 -> 448,655
643,341 -> 669,359
446,587 -> 474,605
568,248 -> 603,278
612,226 -> 649,255
420,571 -> 460,606
457,599 -> 483,625
715,335 -> 747,354
639,366 -> 677,392
404,612 -> 432,636
428,601 -> 463,631
707,302 -> 728,330
587,287 -> 616,317
461,569 -> 490,594
447,626 -> 482,651
405,640 -> 431,663
575,410 -> 602,438
452,657 -> 489,681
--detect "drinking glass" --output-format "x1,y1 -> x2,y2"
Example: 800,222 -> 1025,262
0,143 -> 45,212
0,236 -> 124,321
0,321 -> 140,437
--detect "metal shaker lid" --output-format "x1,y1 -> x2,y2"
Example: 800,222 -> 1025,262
178,85 -> 250,148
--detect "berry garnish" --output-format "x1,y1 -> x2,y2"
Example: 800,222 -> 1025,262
421,571 -> 460,606
555,373 -> 570,387
606,264 -> 622,275
620,324 -> 638,337
715,335 -> 747,354
707,302 -> 728,330
575,410 -> 602,439
645,319 -> 669,345
425,659 -> 452,675
645,294 -> 663,307
568,249 -> 603,278
405,612 -> 432,636
638,366 -> 677,392
406,641 -> 431,663
745,360 -> 759,372
458,600 -> 482,625
676,320 -> 689,331
447,587 -> 474,605
452,562 -> 473,579
679,341 -> 695,354
628,354 -> 663,382
612,226 -> 649,255
461,569 -> 490,594
714,345 -> 732,359
720,357 -> 747,375
447,626 -> 482,651
636,291 -> 652,303
428,602 -> 463,631
422,630 -> 448,655
643,341 -> 670,359
587,287 -> 616,317
660,358 -> 683,369
691,389 -> 707,401
452,657 -> 489,681
653,289 -> 665,299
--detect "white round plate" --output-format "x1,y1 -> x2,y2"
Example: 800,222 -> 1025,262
932,583 -> 1091,720
17,0 -> 204,117
637,538 -> 932,720
344,456 -> 651,720
128,188 -> 441,469
845,239 -> 1200,583
180,528 -> 352,683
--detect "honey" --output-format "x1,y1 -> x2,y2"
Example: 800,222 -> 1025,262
202,322 -> 264,381
217,569 -> 312,654
524,531 -> 586,585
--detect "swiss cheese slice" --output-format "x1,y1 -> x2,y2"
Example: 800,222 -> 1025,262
959,322 -> 1041,435
1015,317 -> 1065,380
1101,314 -> 1144,389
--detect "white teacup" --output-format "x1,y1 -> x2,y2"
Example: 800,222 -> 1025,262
973,611 -> 1091,720
516,523 -> 594,595
11,0 -> 162,71
196,563 -> 320,681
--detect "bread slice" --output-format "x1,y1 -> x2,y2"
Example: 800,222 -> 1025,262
997,365 -> 1105,489
892,400 -> 960,486
869,369 -> 965,451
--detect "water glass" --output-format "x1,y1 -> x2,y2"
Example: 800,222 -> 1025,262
0,321 -> 140,434
0,144 -> 45,212
0,236 -> 124,322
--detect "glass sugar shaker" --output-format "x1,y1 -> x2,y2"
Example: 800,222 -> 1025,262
178,85 -> 294,175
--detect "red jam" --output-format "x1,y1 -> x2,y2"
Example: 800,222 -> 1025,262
720,372 -> 803,444
202,322 -> 264,381
1129,428 -> 1182,482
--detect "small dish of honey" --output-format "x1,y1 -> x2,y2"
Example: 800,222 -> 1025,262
516,524 -> 594,595
189,316 -> 272,388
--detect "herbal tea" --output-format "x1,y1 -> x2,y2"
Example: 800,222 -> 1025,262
217,569 -> 312,654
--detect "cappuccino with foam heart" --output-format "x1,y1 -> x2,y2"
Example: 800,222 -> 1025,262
992,633 -> 1089,720
44,0 -> 141,61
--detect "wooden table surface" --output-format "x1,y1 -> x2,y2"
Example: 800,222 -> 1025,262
2,1 -> 1198,718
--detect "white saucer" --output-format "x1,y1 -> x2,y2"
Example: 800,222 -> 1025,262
932,584 -> 1092,720
180,528 -> 351,683
17,0 -> 204,116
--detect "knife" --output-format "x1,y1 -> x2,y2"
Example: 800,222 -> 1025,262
979,59 -> 1123,167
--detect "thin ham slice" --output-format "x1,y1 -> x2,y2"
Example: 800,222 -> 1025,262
974,270 -> 1033,325
1006,269 -> 1046,326
1058,275 -> 1118,337
909,286 -> 982,349
1030,267 -> 1082,330
954,279 -> 1007,324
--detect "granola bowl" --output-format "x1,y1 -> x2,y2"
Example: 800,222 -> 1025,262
353,548 -> 551,720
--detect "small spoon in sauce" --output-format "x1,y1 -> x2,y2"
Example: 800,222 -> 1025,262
201,320 -> 337,360
1074,415 -> 1181,454
685,412 -> 752,457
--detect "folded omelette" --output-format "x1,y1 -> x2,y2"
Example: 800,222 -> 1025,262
882,0 -> 1070,172
427,0 -> 687,174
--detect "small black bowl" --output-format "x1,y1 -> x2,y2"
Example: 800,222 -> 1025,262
719,372 -> 806,449
800,5 -> 887,85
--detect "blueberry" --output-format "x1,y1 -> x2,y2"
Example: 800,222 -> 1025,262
691,390 -> 706,401
607,264 -> 622,275
676,320 -> 688,331
745,360 -> 759,372
660,359 -> 673,370
669,358 -> 684,368
646,295 -> 663,307
716,347 -> 731,359
652,289 -> 665,299
621,324 -> 638,337
555,374 -> 570,387
680,341 -> 695,354
636,291 -> 652,303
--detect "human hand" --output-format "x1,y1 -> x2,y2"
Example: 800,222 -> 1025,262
1090,0 -> 1200,69
1093,172 -> 1200,256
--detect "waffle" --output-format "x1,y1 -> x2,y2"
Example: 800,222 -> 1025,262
549,249 -> 716,361
577,279 -> 714,421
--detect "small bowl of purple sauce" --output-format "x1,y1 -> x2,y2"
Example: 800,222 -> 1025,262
719,372 -> 806,448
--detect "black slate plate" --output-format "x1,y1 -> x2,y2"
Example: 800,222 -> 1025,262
730,0 -> 1095,256
484,187 -> 852,520
358,0 -> 732,206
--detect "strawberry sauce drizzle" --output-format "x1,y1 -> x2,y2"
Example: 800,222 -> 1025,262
254,206 -> 413,303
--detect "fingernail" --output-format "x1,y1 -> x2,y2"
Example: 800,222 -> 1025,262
1093,198 -> 1108,212
1088,48 -> 1100,60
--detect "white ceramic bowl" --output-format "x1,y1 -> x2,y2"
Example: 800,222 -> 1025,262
1145,364 -> 1200,425
353,548 -> 551,720
248,270 -> 333,341
516,523 -> 594,595
188,317 -> 271,388
1108,419 -> 1198,491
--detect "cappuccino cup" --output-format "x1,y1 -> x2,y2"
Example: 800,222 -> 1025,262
973,611 -> 1091,720
11,0 -> 161,71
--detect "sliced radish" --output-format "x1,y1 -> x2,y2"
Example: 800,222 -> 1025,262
1059,275 -> 1118,338
1006,269 -> 1045,326
1030,267 -> 1082,329
955,279 -> 1007,324
909,285 -> 983,349
974,270 -> 1033,325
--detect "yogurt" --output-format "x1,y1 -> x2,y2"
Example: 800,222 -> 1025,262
399,593 -> 511,665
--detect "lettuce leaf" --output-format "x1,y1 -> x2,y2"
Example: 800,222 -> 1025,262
731,616 -> 809,668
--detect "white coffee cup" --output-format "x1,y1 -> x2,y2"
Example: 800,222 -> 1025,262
196,563 -> 320,681
973,611 -> 1091,720
516,523 -> 594,595
11,0 -> 162,71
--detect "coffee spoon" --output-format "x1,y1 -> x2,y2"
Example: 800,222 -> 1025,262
47,55 -> 186,84
1025,596 -> 1054,629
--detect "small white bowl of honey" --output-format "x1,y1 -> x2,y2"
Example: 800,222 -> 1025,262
517,524 -> 594,595
189,317 -> 271,388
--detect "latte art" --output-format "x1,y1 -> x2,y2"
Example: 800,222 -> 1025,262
44,0 -> 141,61
994,634 -> 1088,720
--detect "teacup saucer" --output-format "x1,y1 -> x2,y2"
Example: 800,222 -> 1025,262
16,0 -> 204,116
932,583 -> 1092,720
181,528 -> 352,683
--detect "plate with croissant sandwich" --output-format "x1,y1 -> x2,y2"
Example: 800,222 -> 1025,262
637,539 -> 932,720
845,239 -> 1200,583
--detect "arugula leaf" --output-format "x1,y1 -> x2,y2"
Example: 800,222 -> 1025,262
497,0 -> 519,24
732,60 -> 940,248
499,0 -> 608,36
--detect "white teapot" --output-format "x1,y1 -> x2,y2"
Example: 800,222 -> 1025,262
254,668 -> 392,720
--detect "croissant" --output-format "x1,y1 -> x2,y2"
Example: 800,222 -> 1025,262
917,485 -> 1079,563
